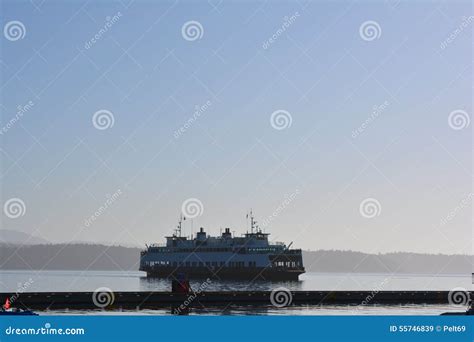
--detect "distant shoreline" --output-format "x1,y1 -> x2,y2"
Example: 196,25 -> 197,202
0,269 -> 470,277
0,243 -> 471,274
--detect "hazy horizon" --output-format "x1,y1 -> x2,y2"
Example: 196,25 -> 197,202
1,228 -> 474,256
1,0 -> 472,256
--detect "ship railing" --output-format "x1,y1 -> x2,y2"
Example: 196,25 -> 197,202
148,243 -> 166,248
281,248 -> 302,254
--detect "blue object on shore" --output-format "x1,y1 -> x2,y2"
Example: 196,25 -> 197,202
0,308 -> 38,316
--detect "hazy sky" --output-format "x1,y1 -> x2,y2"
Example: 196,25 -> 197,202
0,0 -> 472,254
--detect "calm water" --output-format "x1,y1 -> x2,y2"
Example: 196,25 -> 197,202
1,270 -> 471,315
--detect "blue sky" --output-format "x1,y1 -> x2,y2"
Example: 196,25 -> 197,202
0,0 -> 472,254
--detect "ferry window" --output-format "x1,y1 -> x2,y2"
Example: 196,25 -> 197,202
186,262 -> 190,266
199,262 -> 203,267
192,262 -> 196,267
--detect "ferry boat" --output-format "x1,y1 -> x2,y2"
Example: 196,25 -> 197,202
139,212 -> 305,280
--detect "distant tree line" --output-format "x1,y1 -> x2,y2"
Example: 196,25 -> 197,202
0,244 -> 471,274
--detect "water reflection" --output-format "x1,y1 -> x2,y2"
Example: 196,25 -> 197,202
41,304 -> 463,316
0,270 -> 470,293
138,275 -> 304,292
